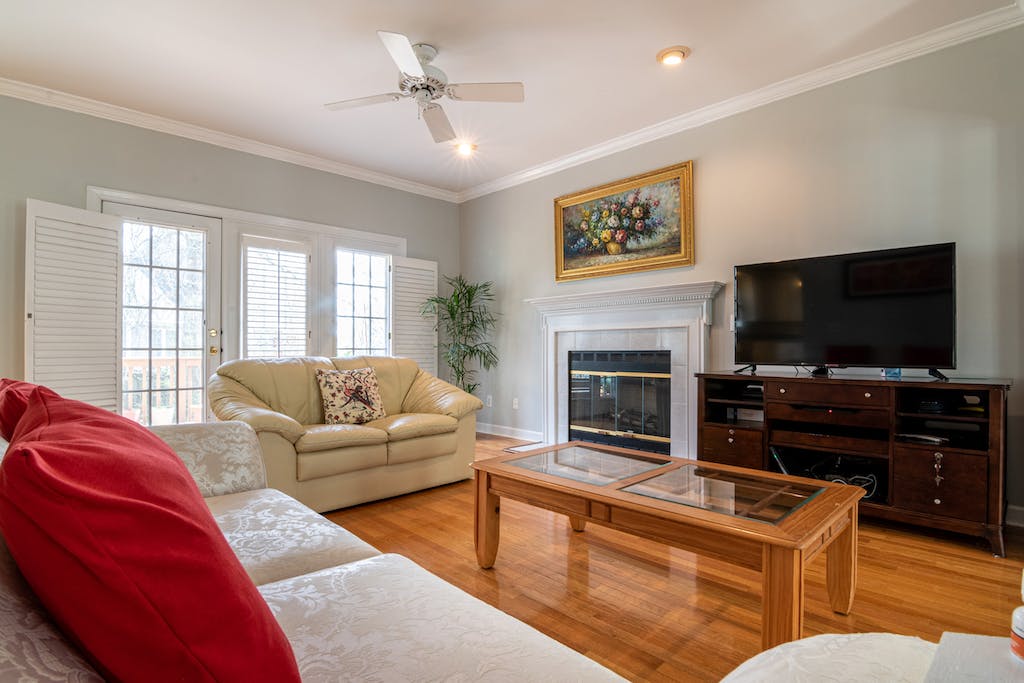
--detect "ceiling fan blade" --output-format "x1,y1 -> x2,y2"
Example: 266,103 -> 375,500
377,30 -> 425,78
446,82 -> 524,102
421,103 -> 456,143
324,93 -> 403,111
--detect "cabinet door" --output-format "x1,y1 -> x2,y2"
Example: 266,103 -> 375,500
893,446 -> 987,522
700,425 -> 763,469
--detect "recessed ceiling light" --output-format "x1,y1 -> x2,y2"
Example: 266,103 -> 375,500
455,142 -> 477,157
657,46 -> 691,66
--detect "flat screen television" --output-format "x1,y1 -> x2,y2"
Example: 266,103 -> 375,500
734,243 -> 956,373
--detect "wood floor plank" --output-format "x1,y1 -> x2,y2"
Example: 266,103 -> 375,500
326,434 -> 1024,681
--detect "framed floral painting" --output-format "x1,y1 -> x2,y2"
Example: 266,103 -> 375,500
554,160 -> 694,282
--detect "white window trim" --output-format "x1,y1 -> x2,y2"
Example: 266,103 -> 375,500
87,186 -> 409,361
86,187 -> 408,255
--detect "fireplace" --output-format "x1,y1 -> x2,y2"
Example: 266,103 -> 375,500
525,281 -> 724,458
568,350 -> 671,454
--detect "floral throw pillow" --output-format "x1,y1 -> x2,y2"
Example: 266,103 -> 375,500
316,368 -> 386,425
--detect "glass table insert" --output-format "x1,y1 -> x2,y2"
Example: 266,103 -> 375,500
508,445 -> 825,524
508,445 -> 666,486
622,464 -> 824,524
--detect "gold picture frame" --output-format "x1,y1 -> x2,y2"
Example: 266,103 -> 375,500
554,160 -> 694,282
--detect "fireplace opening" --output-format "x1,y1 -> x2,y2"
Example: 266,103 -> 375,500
568,350 -> 671,454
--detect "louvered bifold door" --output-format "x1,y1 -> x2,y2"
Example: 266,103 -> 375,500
25,199 -> 124,410
391,256 -> 438,375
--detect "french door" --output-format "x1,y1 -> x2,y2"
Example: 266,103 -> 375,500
102,202 -> 222,426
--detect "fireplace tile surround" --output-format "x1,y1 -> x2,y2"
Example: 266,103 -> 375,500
525,282 -> 724,457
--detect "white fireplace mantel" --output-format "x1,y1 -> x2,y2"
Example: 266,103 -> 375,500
525,281 -> 724,456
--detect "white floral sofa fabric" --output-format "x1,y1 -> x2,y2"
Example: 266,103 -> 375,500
0,424 -> 624,681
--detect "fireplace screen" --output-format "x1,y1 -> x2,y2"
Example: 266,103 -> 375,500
568,350 -> 671,454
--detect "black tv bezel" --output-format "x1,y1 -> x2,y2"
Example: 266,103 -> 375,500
732,242 -> 957,370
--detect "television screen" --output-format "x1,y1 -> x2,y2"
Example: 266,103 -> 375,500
734,243 -> 956,369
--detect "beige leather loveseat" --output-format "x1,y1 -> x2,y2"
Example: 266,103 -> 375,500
208,356 -> 482,512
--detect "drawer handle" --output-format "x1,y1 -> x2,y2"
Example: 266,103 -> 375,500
727,437 -> 734,444
728,429 -> 735,435
864,392 -> 872,398
779,388 -> 787,394
934,498 -> 942,505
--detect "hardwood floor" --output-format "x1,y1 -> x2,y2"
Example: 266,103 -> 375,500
326,434 -> 1024,681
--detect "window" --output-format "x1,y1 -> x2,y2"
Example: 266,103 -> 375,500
242,238 -> 309,358
121,221 -> 207,426
335,249 -> 389,357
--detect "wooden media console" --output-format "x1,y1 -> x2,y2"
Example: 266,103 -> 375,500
697,371 -> 1011,555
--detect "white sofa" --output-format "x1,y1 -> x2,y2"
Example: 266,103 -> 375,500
0,422 -> 623,681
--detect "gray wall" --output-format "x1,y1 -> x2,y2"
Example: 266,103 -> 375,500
0,95 -> 459,381
460,27 -> 1023,503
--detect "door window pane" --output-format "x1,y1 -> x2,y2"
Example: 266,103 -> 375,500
121,223 -> 207,426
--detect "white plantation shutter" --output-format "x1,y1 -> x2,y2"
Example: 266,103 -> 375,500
25,199 -> 123,410
391,256 -> 438,374
242,237 -> 309,358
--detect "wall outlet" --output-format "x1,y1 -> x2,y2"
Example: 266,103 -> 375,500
512,397 -> 519,410
485,394 -> 493,408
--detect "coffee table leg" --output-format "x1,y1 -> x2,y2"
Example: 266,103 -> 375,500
475,471 -> 500,568
762,545 -> 803,650
826,505 -> 858,614
568,515 -> 587,532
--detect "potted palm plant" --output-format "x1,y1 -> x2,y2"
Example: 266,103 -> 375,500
421,275 -> 498,394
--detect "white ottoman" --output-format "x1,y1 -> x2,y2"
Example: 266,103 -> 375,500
722,633 -> 938,683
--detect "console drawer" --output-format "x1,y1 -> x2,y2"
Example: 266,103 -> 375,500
766,402 -> 890,430
770,429 -> 889,456
701,425 -> 763,469
893,446 -> 987,522
765,381 -> 890,408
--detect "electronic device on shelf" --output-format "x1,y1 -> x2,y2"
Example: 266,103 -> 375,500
918,399 -> 948,414
741,384 -> 764,399
733,242 -> 956,375
895,433 -> 950,445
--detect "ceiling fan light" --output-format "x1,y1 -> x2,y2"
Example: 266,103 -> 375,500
455,142 -> 477,157
657,46 -> 691,66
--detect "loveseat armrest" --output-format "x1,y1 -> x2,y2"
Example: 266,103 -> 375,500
150,422 -> 268,497
401,371 -> 484,419
208,374 -> 305,443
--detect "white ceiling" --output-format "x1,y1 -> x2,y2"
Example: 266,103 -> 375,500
1,1 -> 1020,202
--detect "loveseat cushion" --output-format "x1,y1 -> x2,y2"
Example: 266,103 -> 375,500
0,384 -> 300,682
259,554 -> 625,682
216,356 -> 336,425
331,356 -> 421,417
206,488 -> 380,585
296,423 -> 389,452
387,431 -> 460,465
364,412 -> 459,441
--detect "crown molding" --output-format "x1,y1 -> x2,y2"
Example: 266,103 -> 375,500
0,77 -> 460,204
2,3 -> 1020,206
457,3 -> 1024,203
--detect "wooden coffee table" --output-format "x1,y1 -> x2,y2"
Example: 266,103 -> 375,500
472,442 -> 864,650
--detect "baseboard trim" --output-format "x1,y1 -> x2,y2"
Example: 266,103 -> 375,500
1006,504 -> 1024,528
476,422 -> 543,442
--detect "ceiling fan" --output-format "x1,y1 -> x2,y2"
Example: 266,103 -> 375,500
324,31 -> 525,144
